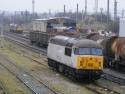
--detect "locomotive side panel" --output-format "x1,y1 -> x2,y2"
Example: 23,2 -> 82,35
47,43 -> 72,67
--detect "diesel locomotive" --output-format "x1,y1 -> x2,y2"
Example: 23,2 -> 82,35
47,36 -> 104,81
9,24 -> 23,33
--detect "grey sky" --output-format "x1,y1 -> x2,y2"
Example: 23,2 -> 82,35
0,0 -> 125,14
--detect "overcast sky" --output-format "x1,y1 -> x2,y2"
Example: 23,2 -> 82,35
0,0 -> 125,14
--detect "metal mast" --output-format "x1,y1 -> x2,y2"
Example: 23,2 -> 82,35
32,0 -> 35,16
114,0 -> 118,21
76,3 -> 79,23
95,0 -> 98,14
100,8 -> 103,24
122,9 -> 124,18
64,5 -> 66,16
107,0 -> 110,31
95,0 -> 98,23
85,0 -> 87,17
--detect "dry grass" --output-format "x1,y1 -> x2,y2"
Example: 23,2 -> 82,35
0,64 -> 32,94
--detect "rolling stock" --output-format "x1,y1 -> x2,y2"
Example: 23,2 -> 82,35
47,36 -> 104,81
100,36 -> 125,69
30,17 -> 79,47
29,31 -> 82,47
9,24 -> 23,33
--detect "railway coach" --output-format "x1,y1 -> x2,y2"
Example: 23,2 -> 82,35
47,36 -> 104,81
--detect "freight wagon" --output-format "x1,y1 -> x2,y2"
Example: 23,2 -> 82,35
100,36 -> 125,69
30,31 -> 54,46
29,31 -> 84,47
99,18 -> 125,69
30,17 -> 79,47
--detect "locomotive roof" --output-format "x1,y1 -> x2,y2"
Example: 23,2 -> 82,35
49,36 -> 101,48
74,39 -> 101,48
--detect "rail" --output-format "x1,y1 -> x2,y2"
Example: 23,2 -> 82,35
0,54 -> 58,94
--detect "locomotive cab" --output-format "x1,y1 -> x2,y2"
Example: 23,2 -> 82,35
72,47 -> 103,70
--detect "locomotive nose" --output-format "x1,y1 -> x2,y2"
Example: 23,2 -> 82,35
77,56 -> 103,70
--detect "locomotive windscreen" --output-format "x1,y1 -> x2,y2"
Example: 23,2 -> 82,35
74,48 -> 103,56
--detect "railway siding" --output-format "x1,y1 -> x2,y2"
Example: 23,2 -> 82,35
104,68 -> 125,81
0,53 -> 57,94
0,36 -> 121,94
1,36 -> 97,94
0,63 -> 32,94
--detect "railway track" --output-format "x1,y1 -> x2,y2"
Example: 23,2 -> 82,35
0,54 -> 58,94
2,48 -> 117,94
0,85 -> 7,94
21,49 -> 120,94
103,69 -> 125,86
4,32 -> 30,43
4,32 -> 46,54
3,31 -> 123,94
